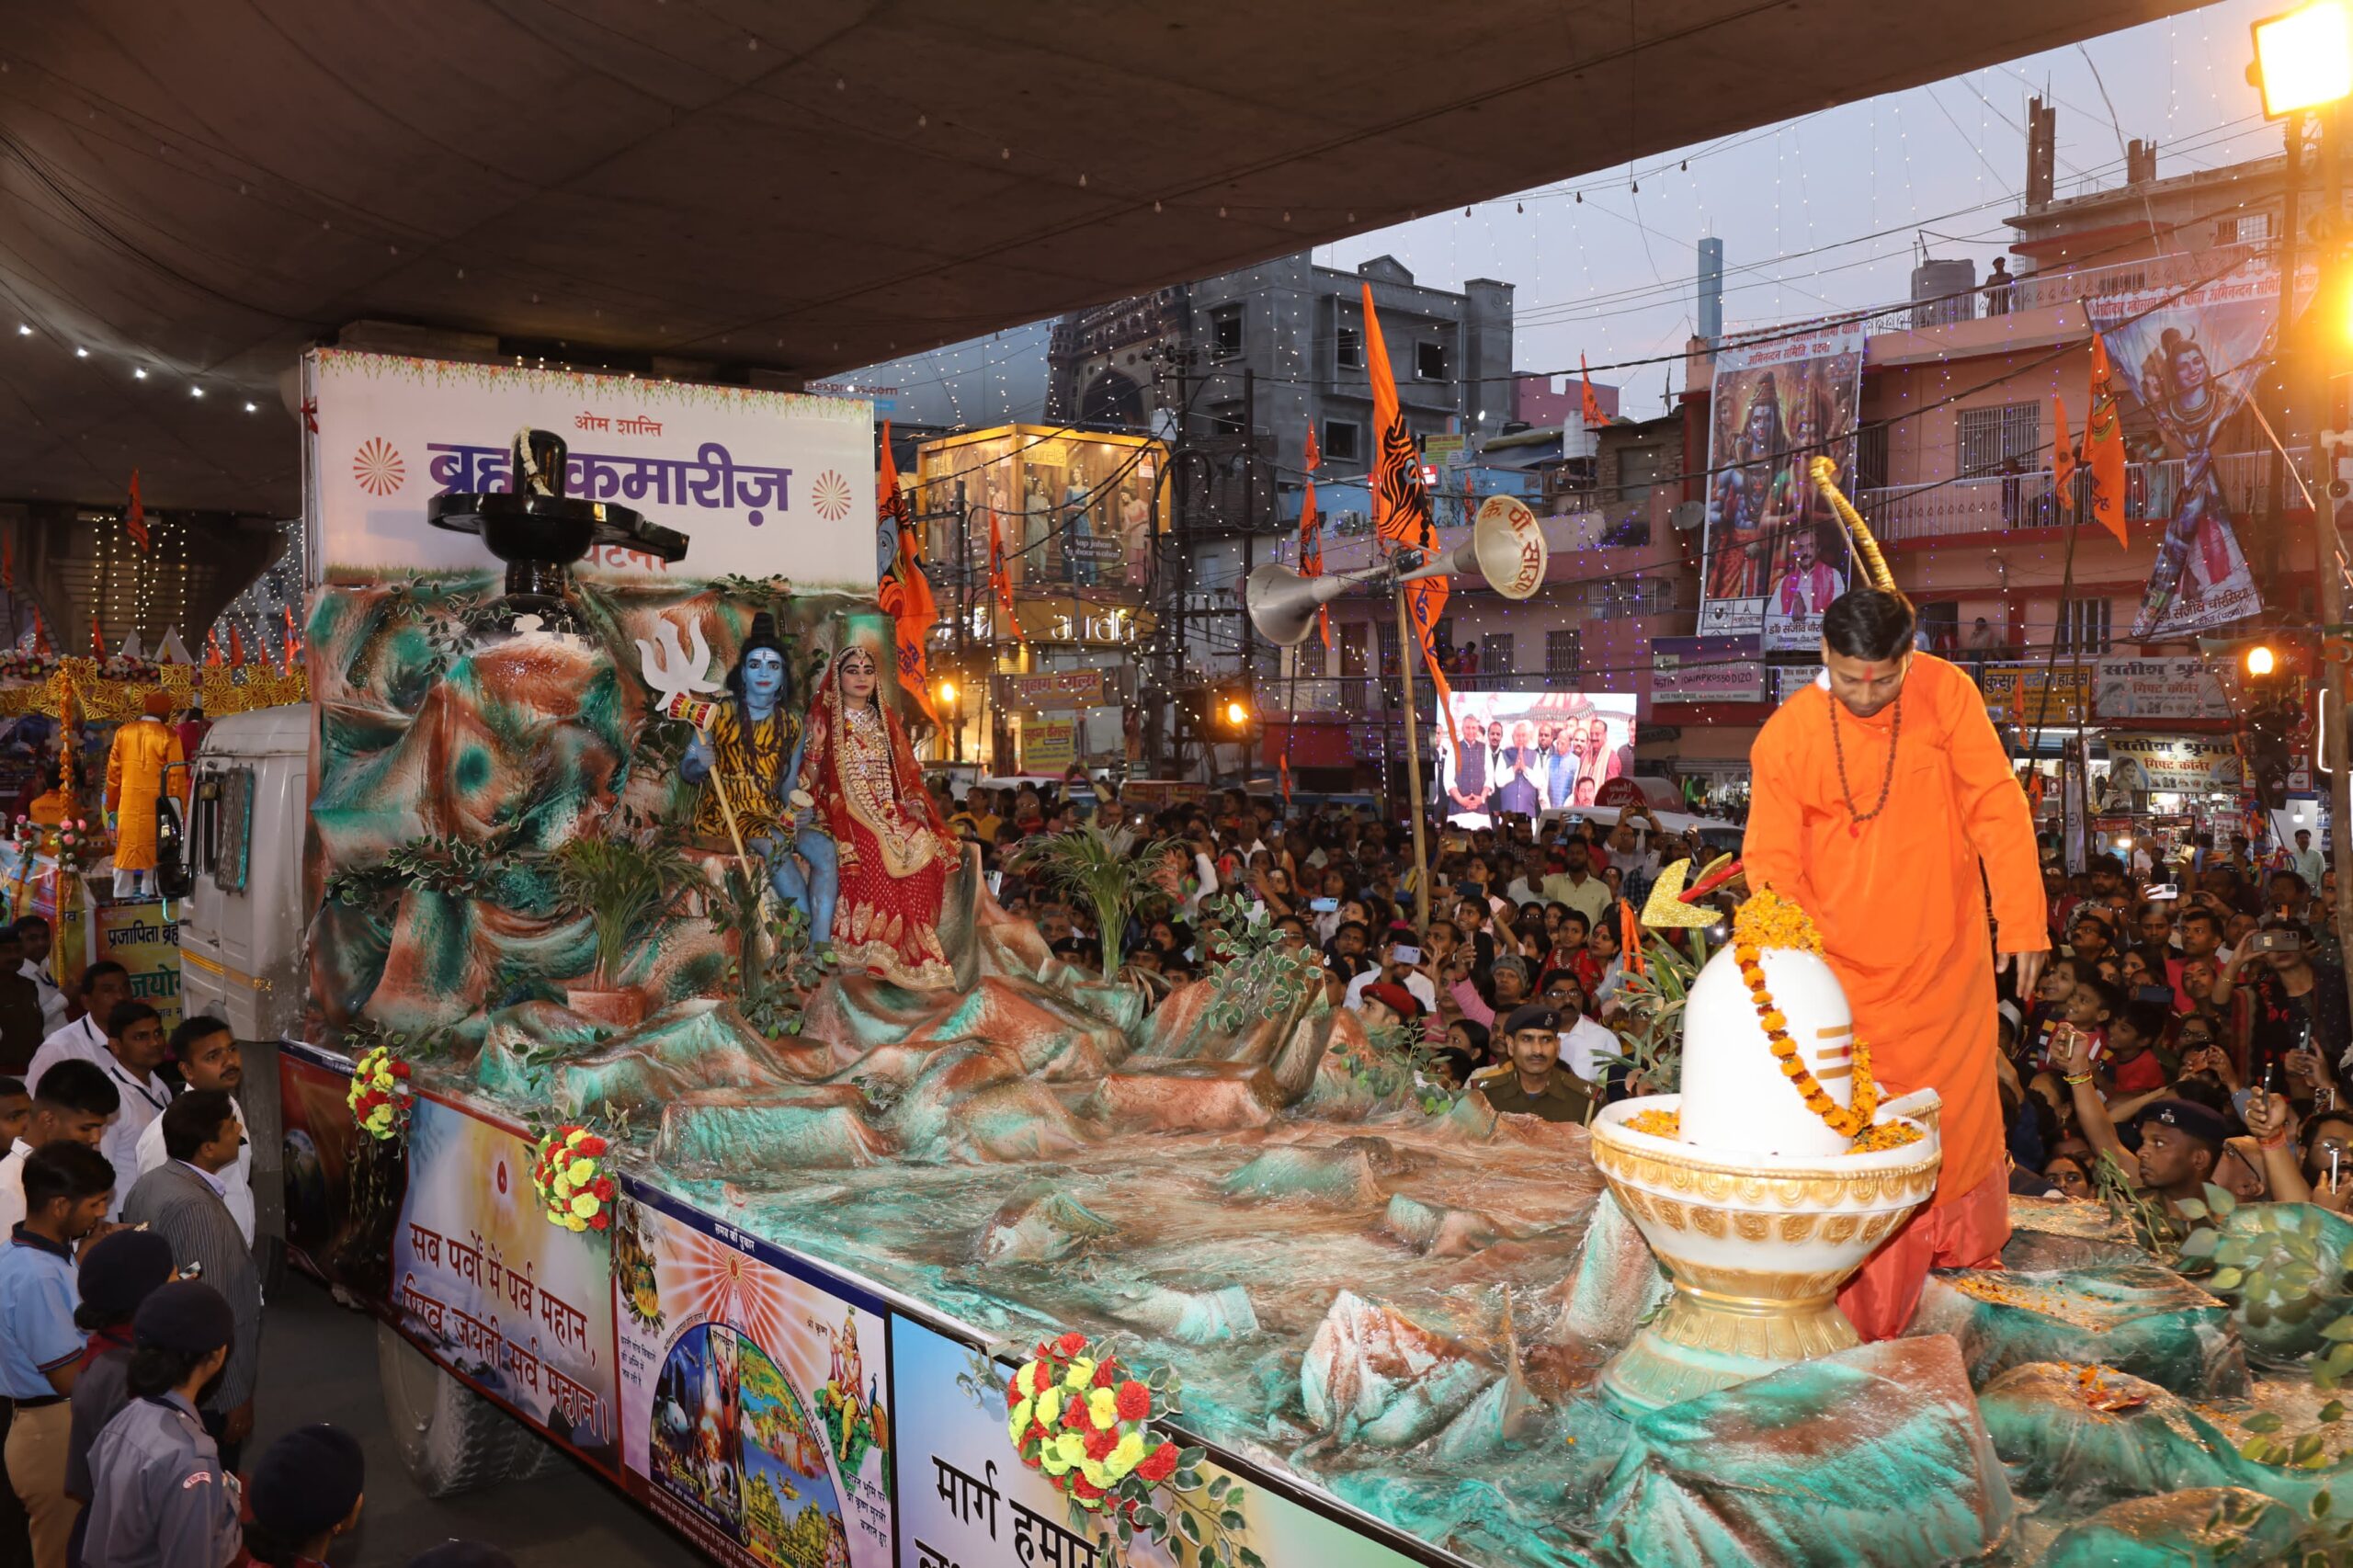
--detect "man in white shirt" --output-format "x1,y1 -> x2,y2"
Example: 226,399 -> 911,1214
0,1056 -> 119,1234
13,915 -> 66,1037
2291,829 -> 2328,894
94,1001 -> 171,1219
1549,839 -> 1615,930
23,959 -> 132,1096
1344,934 -> 1439,1017
133,1017 -> 254,1244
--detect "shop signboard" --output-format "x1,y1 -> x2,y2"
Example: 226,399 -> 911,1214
1652,635 -> 1766,704
1980,665 -> 2093,728
94,900 -> 181,1029
891,1313 -> 1422,1568
2094,657 -> 2233,722
1021,719 -> 1078,774
998,671 -> 1107,710
2105,733 -> 2245,795
390,1095 -> 622,1473
1773,665 -> 1824,703
613,1180 -> 895,1568
1699,320 -> 1867,650
1119,780 -> 1209,810
302,348 -> 878,589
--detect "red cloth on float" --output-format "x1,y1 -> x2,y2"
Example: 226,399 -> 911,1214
801,647 -> 958,989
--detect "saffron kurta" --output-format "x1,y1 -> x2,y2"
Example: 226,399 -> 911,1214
1744,653 -> 2045,1210
103,718 -> 185,872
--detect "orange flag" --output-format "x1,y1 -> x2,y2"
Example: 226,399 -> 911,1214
206,628 -> 225,667
2086,336 -> 2129,547
124,470 -> 149,554
1279,754 -> 1293,804
90,616 -> 105,656
1360,282 -> 1459,747
228,623 -> 245,665
986,507 -> 1025,643
1300,426 -> 1331,652
872,424 -> 940,724
30,612 -> 48,658
1579,355 -> 1606,426
2050,391 -> 2076,512
282,603 -> 301,665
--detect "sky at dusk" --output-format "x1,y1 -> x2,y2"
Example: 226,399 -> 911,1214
1317,0 -> 2279,419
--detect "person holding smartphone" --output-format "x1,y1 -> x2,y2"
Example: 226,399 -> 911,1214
2217,921 -> 2351,1092
1344,929 -> 1437,1018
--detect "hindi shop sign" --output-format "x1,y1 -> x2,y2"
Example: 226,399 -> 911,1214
2094,657 -> 2234,722
998,671 -> 1106,711
94,901 -> 180,1030
2104,733 -> 2245,795
1652,635 -> 1766,704
613,1181 -> 894,1568
302,348 -> 878,590
1021,719 -> 1078,773
391,1096 -> 621,1472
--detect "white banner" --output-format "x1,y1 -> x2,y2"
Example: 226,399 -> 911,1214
2094,657 -> 2234,722
303,349 -> 878,589
2105,733 -> 2245,795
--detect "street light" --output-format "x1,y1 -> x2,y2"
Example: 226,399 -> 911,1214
2254,2 -> 2353,117
937,679 -> 959,706
2247,642 -> 2279,677
1223,699 -> 1249,728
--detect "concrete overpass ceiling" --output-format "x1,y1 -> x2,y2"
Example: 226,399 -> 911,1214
0,0 -> 2205,516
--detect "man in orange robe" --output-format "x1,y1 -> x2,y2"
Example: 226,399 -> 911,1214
1744,589 -> 2046,1340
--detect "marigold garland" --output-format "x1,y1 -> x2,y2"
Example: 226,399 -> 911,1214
529,1125 -> 617,1233
347,1045 -> 412,1141
1620,1107 -> 1919,1153
1732,888 -> 1878,1140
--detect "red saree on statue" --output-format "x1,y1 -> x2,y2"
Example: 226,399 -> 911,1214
801,650 -> 958,989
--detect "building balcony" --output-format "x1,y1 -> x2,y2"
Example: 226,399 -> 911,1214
1859,449 -> 2290,544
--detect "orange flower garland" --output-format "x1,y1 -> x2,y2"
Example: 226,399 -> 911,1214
1733,890 -> 1878,1142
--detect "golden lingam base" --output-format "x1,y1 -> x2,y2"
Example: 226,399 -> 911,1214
1588,1094 -> 1943,1414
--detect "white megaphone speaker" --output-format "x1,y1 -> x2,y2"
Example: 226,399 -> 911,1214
1247,494 -> 1551,648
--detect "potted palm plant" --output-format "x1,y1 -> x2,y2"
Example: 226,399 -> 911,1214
553,835 -> 693,1028
1012,824 -> 1179,976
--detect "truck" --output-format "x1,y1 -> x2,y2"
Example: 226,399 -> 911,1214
180,706 -> 1452,1568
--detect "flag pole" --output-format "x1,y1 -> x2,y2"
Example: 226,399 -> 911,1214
1393,582 -> 1432,930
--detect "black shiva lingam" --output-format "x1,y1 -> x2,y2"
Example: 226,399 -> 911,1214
427,427 -> 689,636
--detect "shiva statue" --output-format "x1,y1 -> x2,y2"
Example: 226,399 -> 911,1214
678,612 -> 840,942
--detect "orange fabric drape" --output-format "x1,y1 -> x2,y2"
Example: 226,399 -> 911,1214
1743,653 -> 2047,1212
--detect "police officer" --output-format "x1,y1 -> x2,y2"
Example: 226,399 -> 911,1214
1476,1004 -> 1595,1124
78,1281 -> 241,1568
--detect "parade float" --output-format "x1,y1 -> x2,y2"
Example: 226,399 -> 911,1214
249,348 -> 2353,1568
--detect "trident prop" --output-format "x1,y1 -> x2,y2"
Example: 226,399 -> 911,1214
635,619 -> 749,861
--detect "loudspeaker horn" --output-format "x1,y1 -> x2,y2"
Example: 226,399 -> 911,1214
1245,562 -> 1382,647
1397,494 -> 1551,599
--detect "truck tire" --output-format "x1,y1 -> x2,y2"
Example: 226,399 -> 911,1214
376,1323 -> 536,1497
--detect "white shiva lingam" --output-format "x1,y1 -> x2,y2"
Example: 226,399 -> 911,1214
1587,883 -> 1944,1412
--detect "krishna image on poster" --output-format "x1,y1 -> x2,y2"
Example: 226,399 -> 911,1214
2089,270 -> 2277,638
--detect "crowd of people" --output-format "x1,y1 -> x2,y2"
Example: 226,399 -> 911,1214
957,778 -> 1718,1127
959,774 -> 2353,1235
2004,837 -> 2353,1229
0,952 -> 516,1567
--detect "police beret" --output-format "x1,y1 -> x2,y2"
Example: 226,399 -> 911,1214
76,1228 -> 174,1320
2134,1096 -> 2232,1149
251,1424 -> 366,1541
131,1279 -> 233,1356
1502,1003 -> 1563,1036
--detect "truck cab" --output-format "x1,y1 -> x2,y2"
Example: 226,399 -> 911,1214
178,702 -> 311,1281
